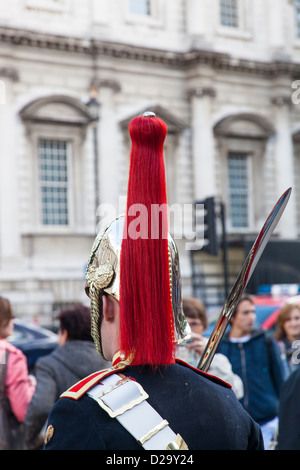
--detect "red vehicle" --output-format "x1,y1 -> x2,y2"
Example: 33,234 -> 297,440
253,295 -> 286,331
254,284 -> 300,330
204,289 -> 298,337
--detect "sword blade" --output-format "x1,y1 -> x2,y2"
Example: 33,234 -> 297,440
197,187 -> 292,372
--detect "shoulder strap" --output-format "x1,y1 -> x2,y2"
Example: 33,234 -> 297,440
61,362 -> 188,450
87,373 -> 188,450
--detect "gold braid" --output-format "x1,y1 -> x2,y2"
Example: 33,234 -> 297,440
85,228 -> 109,357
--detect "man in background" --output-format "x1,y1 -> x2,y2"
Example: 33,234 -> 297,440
218,293 -> 286,449
24,303 -> 110,449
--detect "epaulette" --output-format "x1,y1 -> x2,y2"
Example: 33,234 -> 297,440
60,352 -> 130,401
175,358 -> 232,389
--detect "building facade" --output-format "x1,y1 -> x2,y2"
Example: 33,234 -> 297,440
0,0 -> 300,322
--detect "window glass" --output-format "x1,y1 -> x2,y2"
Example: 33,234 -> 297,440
39,139 -> 70,225
295,0 -> 300,37
228,152 -> 249,228
129,0 -> 151,15
220,0 -> 239,27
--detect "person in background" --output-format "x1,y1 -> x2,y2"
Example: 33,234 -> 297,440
0,297 -> 36,450
274,302 -> 300,376
278,361 -> 300,449
176,297 -> 244,400
24,303 -> 110,449
217,293 -> 286,450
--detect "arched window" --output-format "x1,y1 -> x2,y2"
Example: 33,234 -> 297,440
214,113 -> 275,232
20,95 -> 92,231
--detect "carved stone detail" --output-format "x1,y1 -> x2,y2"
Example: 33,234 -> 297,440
0,67 -> 19,82
90,77 -> 121,92
187,86 -> 216,99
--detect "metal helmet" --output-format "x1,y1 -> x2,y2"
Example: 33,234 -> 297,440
85,214 -> 191,357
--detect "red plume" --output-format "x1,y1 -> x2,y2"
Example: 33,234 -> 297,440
119,115 -> 175,366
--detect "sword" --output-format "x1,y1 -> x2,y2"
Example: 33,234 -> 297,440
197,187 -> 292,372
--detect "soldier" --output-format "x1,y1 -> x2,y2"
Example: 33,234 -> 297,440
44,113 -> 263,450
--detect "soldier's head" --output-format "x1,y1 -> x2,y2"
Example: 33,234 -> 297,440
85,113 -> 190,365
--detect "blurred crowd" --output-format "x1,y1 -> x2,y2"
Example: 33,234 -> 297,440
1,293 -> 300,450
0,298 -> 110,450
176,295 -> 300,450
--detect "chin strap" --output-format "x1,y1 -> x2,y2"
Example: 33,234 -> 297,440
87,373 -> 188,450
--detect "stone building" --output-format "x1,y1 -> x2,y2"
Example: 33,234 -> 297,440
0,0 -> 300,322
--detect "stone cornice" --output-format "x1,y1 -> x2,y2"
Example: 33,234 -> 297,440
1,26 -> 300,78
0,26 -> 91,53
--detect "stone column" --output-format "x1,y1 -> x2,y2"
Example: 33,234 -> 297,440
268,0 -> 284,52
188,86 -> 216,201
186,0 -> 206,36
0,69 -> 22,268
95,79 -> 121,217
272,91 -> 297,238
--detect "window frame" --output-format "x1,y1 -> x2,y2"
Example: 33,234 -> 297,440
26,123 -> 83,234
219,0 -> 239,28
19,95 -> 94,236
214,114 -> 274,236
294,0 -> 300,38
216,0 -> 252,41
227,151 -> 254,231
128,0 -> 151,16
124,0 -> 163,27
215,135 -> 265,235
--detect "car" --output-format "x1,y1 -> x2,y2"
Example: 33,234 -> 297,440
260,294 -> 300,330
7,319 -> 58,373
253,295 -> 286,331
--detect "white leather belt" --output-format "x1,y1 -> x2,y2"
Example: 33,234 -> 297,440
87,373 -> 188,450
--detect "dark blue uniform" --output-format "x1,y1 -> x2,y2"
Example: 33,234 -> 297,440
44,360 -> 263,450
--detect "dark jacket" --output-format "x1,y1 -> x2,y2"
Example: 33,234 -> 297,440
24,340 -> 110,448
278,367 -> 300,449
44,361 -> 263,450
218,329 -> 286,425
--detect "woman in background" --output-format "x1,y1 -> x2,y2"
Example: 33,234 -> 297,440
274,302 -> 300,376
0,297 -> 35,449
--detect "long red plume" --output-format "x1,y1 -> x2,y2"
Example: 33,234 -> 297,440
119,115 -> 175,366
